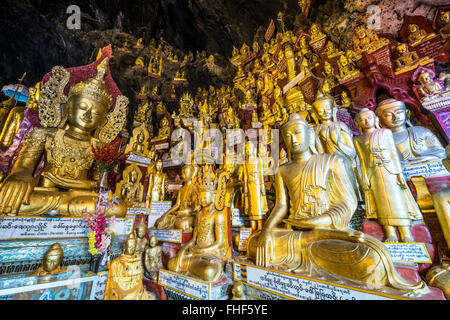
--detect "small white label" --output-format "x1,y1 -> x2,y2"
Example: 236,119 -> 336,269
239,228 -> 252,251
126,155 -> 151,166
402,161 -> 449,180
384,243 -> 432,264
252,122 -> 263,129
155,143 -> 170,150
158,270 -> 210,300
232,209 -> 245,227
148,229 -> 183,243
126,208 -> 150,216
167,184 -> 183,191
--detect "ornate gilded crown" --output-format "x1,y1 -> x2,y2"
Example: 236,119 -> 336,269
197,165 -> 217,192
68,58 -> 113,108
180,92 -> 194,106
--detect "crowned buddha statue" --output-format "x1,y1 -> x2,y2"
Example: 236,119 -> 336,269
415,70 -> 448,102
240,43 -> 251,59
352,25 -> 389,55
309,23 -> 326,44
0,82 -> 40,151
28,243 -> 66,277
134,57 -> 145,68
240,142 -> 268,232
340,91 -> 352,109
104,233 -> 152,300
354,109 -> 423,242
0,58 -> 127,217
246,113 -> 429,296
376,98 -> 446,164
337,53 -> 360,82
151,117 -> 171,143
119,166 -> 143,208
179,92 -> 195,118
125,124 -> 150,157
167,169 -> 231,282
146,160 -> 166,206
144,236 -> 163,280
407,24 -> 434,46
134,100 -> 150,124
155,163 -> 200,232
325,41 -> 342,58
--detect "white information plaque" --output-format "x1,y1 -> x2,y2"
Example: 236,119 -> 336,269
233,262 -> 406,300
402,160 -> 449,180
126,208 -> 150,216
126,155 -> 151,166
238,228 -> 252,251
232,209 -> 245,227
384,243 -> 432,264
158,269 -> 210,300
148,229 -> 183,243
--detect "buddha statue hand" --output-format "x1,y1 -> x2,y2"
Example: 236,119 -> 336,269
255,229 -> 274,267
0,172 -> 34,215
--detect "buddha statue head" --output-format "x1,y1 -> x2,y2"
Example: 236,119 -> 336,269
417,70 -> 434,85
438,11 -> 449,27
156,159 -> 163,172
281,113 -> 316,157
375,99 -> 410,131
355,108 -> 380,133
128,168 -> 139,184
149,235 -> 158,248
181,164 -> 196,182
41,243 -> 64,273
123,232 -> 137,256
311,92 -> 336,124
323,61 -> 334,76
231,283 -> 245,300
135,219 -> 147,239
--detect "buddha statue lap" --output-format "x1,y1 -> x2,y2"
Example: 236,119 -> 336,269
376,98 -> 446,165
246,113 -> 429,296
0,57 -> 127,217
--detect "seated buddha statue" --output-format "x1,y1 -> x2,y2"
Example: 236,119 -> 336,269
322,61 -> 339,89
28,243 -> 66,277
104,233 -> 152,300
337,53 -> 360,82
415,70 -> 448,102
246,113 -> 429,296
393,44 -> 422,71
151,117 -> 171,143
407,24 -> 433,46
352,25 -> 388,55
168,170 -> 231,282
309,23 -> 326,43
0,58 -> 127,217
134,57 -> 145,68
125,124 -> 150,157
119,167 -> 143,207
240,43 -> 251,59
259,102 -> 276,127
376,98 -> 446,164
134,219 -> 149,260
340,91 -> 352,109
437,11 -> 450,42
155,163 -> 200,232
325,41 -> 342,58
0,82 -> 40,151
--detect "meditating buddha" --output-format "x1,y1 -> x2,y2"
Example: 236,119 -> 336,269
376,98 -> 446,164
0,57 -> 127,217
28,243 -> 66,277
246,113 -> 429,296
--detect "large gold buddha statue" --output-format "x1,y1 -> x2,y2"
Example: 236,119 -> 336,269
104,233 -> 152,300
155,163 -> 199,232
376,98 -> 446,164
168,169 -> 231,282
0,58 -> 127,217
246,113 -> 429,296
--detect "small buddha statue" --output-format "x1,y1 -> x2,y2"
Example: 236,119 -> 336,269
151,117 -> 171,143
337,53 -> 360,81
325,41 -> 342,58
376,98 -> 446,164
309,23 -> 326,43
104,233 -> 152,300
246,113 -> 429,296
259,102 -> 275,127
134,219 -> 149,260
253,59 -> 264,75
240,142 -> 268,231
125,124 -> 150,157
252,41 -> 260,55
135,38 -> 144,48
415,70 -> 448,102
240,43 -> 251,59
340,91 -> 352,109
354,109 -> 423,242
28,243 -> 66,277
262,74 -> 274,97
393,44 -> 421,71
168,169 -> 231,282
143,236 -> 163,281
155,163 -> 200,232
234,65 -> 245,80
168,84 -> 177,100
119,167 -> 143,207
0,57 -> 127,217
437,11 -> 450,42
322,61 -> 339,89
146,160 -> 166,206
231,283 -> 246,300
134,100 -> 149,124
407,24 -> 433,46
134,57 -> 145,68
352,25 -> 388,55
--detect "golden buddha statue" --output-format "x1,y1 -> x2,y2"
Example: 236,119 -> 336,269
246,113 -> 429,296
325,41 -> 342,58
155,101 -> 166,114
135,38 -> 144,48
0,58 -> 127,217
259,102 -> 275,127
340,91 -> 352,109
134,219 -> 149,261
393,43 -> 423,72
376,98 -> 446,164
352,25 -> 389,55
146,160 -> 166,206
118,166 -> 143,208
240,142 -> 268,231
104,233 -> 152,300
309,23 -> 326,43
322,61 -> 339,89
252,41 -> 260,55
437,11 -> 450,42
240,43 -> 251,59
415,70 -> 448,102
167,169 -> 231,282
155,163 -> 200,232
354,109 -> 423,242
125,124 -> 150,157
144,236 -> 163,280
28,243 -> 66,277
151,117 -> 171,143
407,24 -> 433,46
179,92 -> 195,118
134,57 -> 145,68
134,100 -> 150,124
149,56 -> 161,76
262,74 -> 274,98
337,53 -> 360,81
252,59 -> 264,75
231,283 -> 246,300
234,65 -> 245,81
0,82 -> 40,151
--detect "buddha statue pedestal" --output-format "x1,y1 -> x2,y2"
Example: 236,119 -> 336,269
231,260 -> 445,300
158,269 -> 233,300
